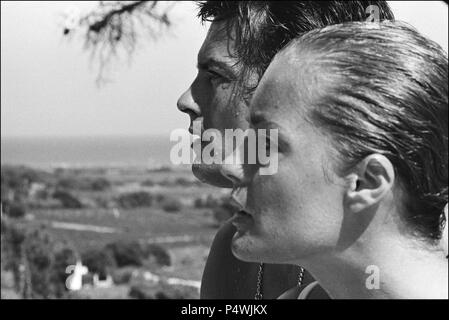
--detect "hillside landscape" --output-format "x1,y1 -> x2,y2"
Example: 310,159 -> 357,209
1,164 -> 236,299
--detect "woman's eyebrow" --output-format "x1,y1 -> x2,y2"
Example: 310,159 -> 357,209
250,112 -> 271,126
250,112 -> 286,134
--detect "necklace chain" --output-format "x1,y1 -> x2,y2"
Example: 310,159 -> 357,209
255,263 -> 305,300
255,263 -> 264,300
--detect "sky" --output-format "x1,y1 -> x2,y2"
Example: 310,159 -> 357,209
1,1 -> 448,138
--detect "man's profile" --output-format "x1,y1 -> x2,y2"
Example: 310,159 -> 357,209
177,1 -> 395,299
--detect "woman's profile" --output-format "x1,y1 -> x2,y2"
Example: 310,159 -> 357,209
226,21 -> 448,299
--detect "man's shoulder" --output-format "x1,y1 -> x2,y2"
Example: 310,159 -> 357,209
201,220 -> 257,299
202,220 -> 240,281
209,219 -> 236,251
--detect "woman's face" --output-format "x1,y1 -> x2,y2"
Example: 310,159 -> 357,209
231,56 -> 348,264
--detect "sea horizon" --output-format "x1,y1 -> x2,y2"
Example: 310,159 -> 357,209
1,134 -> 178,170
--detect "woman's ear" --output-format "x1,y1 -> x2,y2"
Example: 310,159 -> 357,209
345,154 -> 395,213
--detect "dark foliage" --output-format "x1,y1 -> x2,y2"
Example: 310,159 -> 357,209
52,190 -> 83,209
116,191 -> 153,209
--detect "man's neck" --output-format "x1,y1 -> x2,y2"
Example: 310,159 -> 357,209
302,235 -> 448,299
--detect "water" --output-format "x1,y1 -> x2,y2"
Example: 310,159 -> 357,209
1,135 -> 174,169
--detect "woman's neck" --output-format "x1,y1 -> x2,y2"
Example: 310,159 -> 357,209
302,235 -> 448,299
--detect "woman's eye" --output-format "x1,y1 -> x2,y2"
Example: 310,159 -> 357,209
255,134 -> 278,168
267,136 -> 272,150
263,136 -> 271,156
264,135 -> 278,152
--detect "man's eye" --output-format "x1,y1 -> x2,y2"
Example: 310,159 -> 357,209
207,70 -> 225,82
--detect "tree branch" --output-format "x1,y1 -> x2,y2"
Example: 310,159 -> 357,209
62,1 -> 175,85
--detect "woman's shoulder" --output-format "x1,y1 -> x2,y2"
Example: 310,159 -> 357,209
278,282 -> 330,300
299,282 -> 329,299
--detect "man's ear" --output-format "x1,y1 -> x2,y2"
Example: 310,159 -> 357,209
345,154 -> 395,213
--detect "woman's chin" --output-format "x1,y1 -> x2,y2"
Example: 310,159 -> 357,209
231,230 -> 263,262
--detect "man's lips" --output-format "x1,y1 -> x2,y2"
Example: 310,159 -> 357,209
188,121 -> 204,135
191,136 -> 201,149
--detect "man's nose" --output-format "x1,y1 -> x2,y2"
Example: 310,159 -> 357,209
177,87 -> 200,118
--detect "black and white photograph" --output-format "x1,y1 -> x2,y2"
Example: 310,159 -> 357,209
1,0 -> 448,305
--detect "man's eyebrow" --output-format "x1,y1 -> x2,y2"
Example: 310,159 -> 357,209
197,58 -> 237,75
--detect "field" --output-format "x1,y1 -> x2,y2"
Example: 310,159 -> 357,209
1,165 -> 235,299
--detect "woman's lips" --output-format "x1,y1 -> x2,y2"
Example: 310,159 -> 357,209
230,187 -> 247,209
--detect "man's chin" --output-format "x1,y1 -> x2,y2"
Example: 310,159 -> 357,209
192,163 -> 233,188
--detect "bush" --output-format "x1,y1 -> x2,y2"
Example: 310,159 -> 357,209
89,178 -> 111,191
1,219 -> 26,289
128,283 -> 151,299
56,177 -> 84,190
23,228 -> 55,298
116,191 -> 153,209
4,203 -> 26,219
111,267 -> 135,285
1,166 -> 46,189
34,188 -> 49,200
1,166 -> 37,202
51,245 -> 77,297
52,190 -> 83,208
194,195 -> 220,209
105,240 -> 144,267
1,218 -> 79,298
141,244 -> 171,267
81,248 -> 116,278
94,196 -> 112,209
103,240 -> 171,269
193,197 -> 203,208
129,282 -> 198,299
161,197 -> 182,213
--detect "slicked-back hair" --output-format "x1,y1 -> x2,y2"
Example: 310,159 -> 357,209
197,1 -> 394,93
282,22 -> 448,242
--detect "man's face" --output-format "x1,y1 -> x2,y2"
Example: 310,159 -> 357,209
177,21 -> 252,188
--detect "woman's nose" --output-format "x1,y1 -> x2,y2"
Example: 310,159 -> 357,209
177,87 -> 201,118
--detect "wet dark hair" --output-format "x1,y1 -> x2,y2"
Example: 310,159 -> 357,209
197,1 -> 394,92
283,22 -> 448,242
